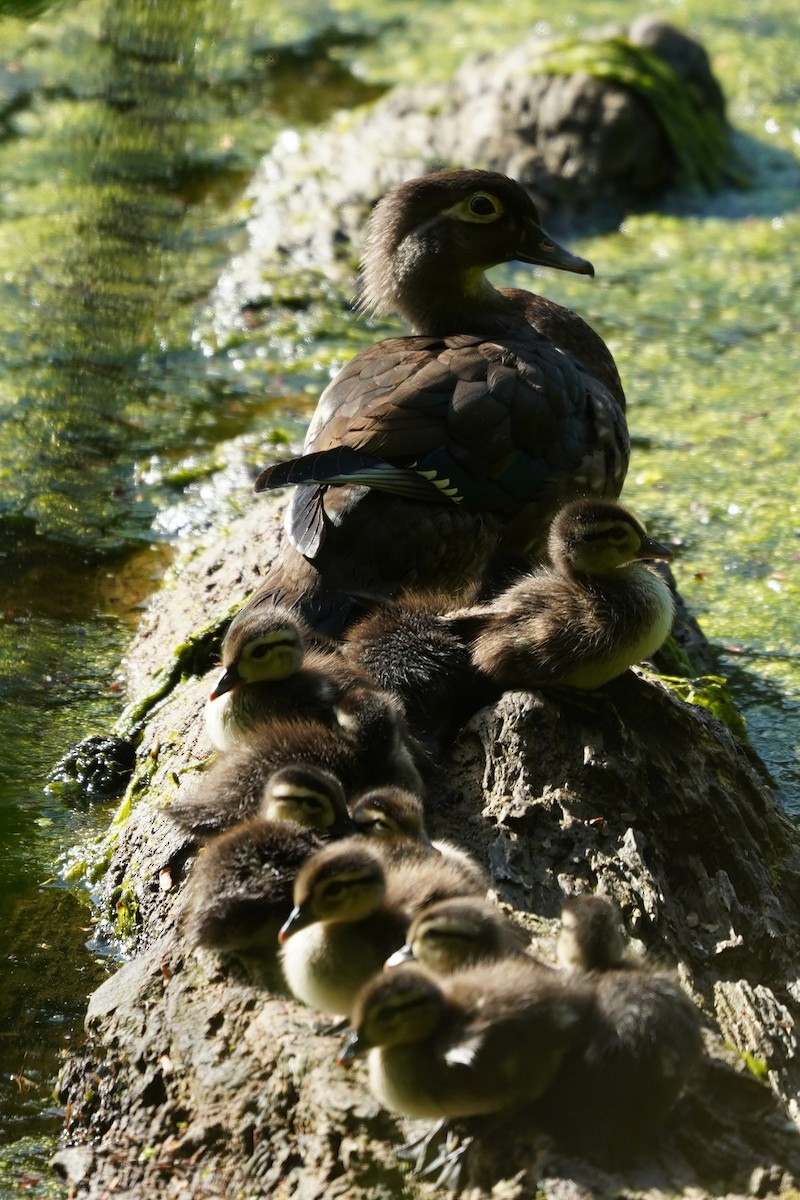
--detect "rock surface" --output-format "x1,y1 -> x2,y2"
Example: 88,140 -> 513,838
55,494 -> 800,1200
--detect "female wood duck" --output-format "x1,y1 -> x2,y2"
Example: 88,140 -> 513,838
180,764 -> 352,952
251,169 -> 628,633
277,837 -> 486,1017
170,686 -> 425,839
451,498 -> 675,690
536,894 -> 704,1159
384,896 -> 534,975
205,603 -> 374,750
337,959 -> 591,1121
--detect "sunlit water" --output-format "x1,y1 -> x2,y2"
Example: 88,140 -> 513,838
0,0 -> 797,1191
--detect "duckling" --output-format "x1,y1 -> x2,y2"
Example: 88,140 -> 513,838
278,838 -> 486,1018
350,786 -> 489,890
451,498 -> 675,690
250,169 -> 628,633
384,896 -> 535,975
536,894 -> 704,1159
205,603 -> 375,751
338,960 -> 592,1121
341,599 -> 490,749
170,686 -> 426,840
181,764 -> 353,952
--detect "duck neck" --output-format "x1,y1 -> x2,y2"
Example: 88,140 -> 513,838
363,234 -> 527,337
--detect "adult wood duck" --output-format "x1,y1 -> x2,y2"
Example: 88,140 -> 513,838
252,169 -> 628,632
205,603 -> 374,751
170,686 -> 425,840
535,894 -> 704,1160
451,498 -> 675,690
180,764 -> 351,952
277,837 -> 486,1017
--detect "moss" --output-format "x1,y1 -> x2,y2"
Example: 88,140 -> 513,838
657,674 -> 750,743
532,36 -> 747,191
113,878 -> 141,940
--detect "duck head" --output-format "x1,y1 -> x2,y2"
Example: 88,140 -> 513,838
278,840 -> 386,942
260,763 -> 350,832
338,964 -> 444,1064
359,169 -> 594,335
209,606 -> 306,699
556,894 -> 628,971
549,498 -> 673,580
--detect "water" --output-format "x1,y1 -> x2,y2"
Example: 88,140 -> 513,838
0,0 -> 797,1191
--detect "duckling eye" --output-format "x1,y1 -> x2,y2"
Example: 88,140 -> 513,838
249,643 -> 270,659
468,193 -> 500,219
323,881 -> 346,900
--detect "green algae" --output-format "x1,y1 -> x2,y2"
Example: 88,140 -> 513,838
657,675 -> 749,745
533,35 -> 741,191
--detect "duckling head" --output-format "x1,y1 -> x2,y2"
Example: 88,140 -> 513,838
359,169 -> 594,335
338,964 -> 444,1064
385,897 -> 516,974
556,894 -> 627,972
260,764 -> 350,833
210,606 -> 306,699
278,840 -> 386,942
550,499 -> 672,580
350,787 -> 431,846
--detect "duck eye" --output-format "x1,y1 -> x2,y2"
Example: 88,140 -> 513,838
468,193 -> 499,218
249,643 -> 270,658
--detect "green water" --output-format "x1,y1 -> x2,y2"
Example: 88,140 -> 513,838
0,0 -> 797,1191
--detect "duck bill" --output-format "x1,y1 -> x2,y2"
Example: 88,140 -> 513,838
516,217 -> 595,277
636,534 -> 673,562
209,666 -> 239,700
278,905 -> 312,943
337,1029 -> 366,1066
384,943 -> 415,969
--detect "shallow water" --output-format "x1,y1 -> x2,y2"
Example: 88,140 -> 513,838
0,0 -> 797,1189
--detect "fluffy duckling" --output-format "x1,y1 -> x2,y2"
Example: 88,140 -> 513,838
205,603 -> 374,751
338,960 -> 592,1121
181,764 -> 353,952
453,498 -> 675,690
384,896 -> 533,975
170,686 -> 425,840
278,838 -> 486,1018
341,600 -> 483,748
537,894 -> 704,1158
350,786 -> 489,891
250,169 -> 627,633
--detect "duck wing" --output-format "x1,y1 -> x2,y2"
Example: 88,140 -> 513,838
256,333 -> 627,544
